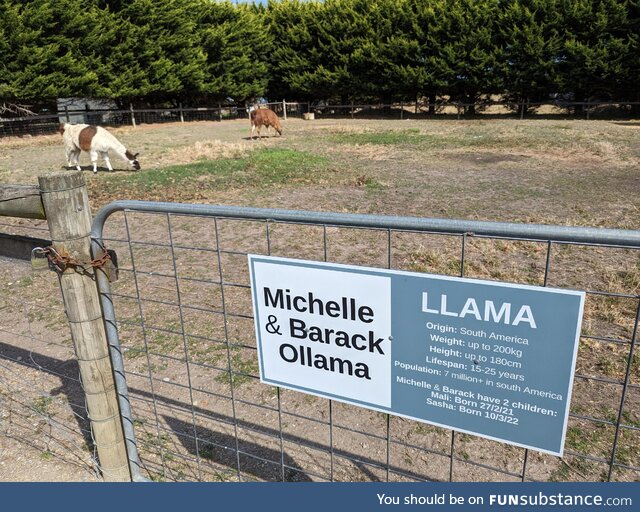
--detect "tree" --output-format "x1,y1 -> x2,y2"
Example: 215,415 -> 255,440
198,1 -> 271,103
441,0 -> 504,114
498,0 -> 563,113
0,1 -> 102,103
350,0 -> 428,103
407,0 -> 454,112
265,0 -> 317,101
100,0 -> 207,105
558,0 -> 631,111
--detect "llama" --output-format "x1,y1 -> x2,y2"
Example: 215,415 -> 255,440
250,108 -> 282,139
59,123 -> 140,173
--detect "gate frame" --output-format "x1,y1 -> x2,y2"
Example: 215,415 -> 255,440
91,200 -> 640,482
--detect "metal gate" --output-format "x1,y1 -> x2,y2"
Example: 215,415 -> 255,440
91,201 -> 640,482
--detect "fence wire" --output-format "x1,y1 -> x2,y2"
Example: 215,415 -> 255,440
0,251 -> 100,481
2,101 -> 639,138
93,203 -> 640,483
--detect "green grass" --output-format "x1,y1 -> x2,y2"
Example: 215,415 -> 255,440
32,396 -> 53,416
102,148 -> 330,194
330,128 -> 428,146
40,451 -> 53,461
247,148 -> 329,184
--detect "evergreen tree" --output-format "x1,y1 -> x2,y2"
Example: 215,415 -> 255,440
265,0 -> 318,101
407,0 -> 454,112
623,0 -> 640,110
558,0 -> 631,110
1,1 -> 102,102
350,0 -> 426,103
442,0 -> 504,114
0,0 -> 18,101
198,0 -> 271,103
303,0 -> 368,102
498,0 -> 563,112
100,0 -> 207,105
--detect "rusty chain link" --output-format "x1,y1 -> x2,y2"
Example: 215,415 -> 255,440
33,246 -> 112,276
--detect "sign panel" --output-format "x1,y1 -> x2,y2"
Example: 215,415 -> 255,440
249,255 -> 585,455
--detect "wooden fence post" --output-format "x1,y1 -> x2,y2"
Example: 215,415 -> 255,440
129,103 -> 137,128
179,102 -> 185,123
38,171 -> 131,482
282,99 -> 287,120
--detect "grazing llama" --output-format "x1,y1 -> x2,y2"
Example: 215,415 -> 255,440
59,123 -> 140,173
250,107 -> 282,139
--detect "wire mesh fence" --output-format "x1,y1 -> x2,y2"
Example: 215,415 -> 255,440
2,100 -> 638,138
0,106 -> 249,138
93,202 -> 640,483
0,245 -> 99,481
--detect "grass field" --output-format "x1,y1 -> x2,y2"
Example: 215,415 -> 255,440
1,117 -> 639,229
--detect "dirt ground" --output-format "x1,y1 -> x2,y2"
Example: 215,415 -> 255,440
1,116 -> 639,482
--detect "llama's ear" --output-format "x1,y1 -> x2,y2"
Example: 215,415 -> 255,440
134,153 -> 140,158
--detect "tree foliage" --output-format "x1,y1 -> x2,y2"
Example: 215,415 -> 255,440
0,0 -> 637,109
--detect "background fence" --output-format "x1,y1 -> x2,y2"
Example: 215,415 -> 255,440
91,201 -> 639,482
2,100 -> 639,138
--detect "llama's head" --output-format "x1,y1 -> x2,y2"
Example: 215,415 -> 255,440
126,150 -> 141,170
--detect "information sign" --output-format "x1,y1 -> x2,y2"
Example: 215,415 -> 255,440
249,255 -> 585,455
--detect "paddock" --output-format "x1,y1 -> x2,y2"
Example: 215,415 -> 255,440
1,117 -> 639,481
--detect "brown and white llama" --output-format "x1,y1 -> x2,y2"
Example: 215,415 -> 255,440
59,123 -> 140,173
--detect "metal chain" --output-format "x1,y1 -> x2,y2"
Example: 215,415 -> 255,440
33,246 -> 112,275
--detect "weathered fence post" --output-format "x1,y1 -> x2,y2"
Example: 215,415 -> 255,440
218,103 -> 223,122
282,99 -> 287,120
400,101 -> 404,120
179,102 -> 185,123
64,106 -> 70,123
38,171 -> 131,482
129,103 -> 137,128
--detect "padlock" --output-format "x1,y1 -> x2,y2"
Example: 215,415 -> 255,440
30,247 -> 51,272
102,248 -> 119,283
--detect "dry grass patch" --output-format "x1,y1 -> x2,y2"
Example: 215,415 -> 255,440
157,139 -> 253,167
0,133 -> 60,149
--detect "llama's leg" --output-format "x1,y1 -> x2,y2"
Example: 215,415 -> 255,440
65,147 -> 72,168
102,152 -> 113,171
251,124 -> 256,139
65,147 -> 75,169
90,150 -> 99,174
72,150 -> 81,171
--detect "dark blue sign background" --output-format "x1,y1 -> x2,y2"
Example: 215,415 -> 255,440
391,273 -> 583,455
